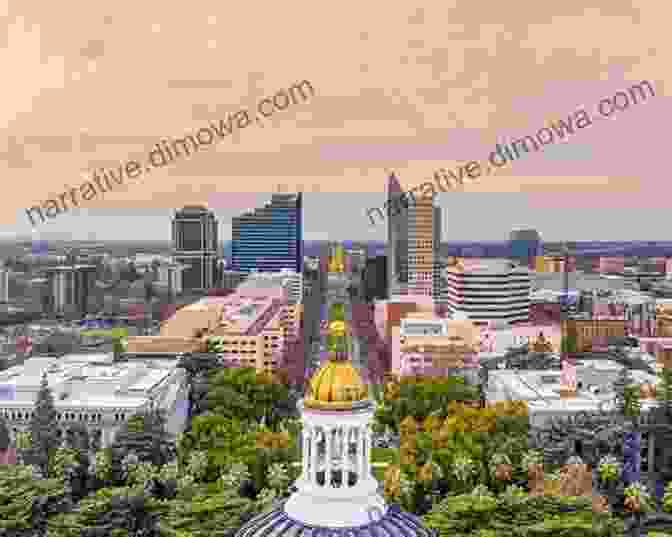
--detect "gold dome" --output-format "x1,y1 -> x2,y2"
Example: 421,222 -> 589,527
329,320 -> 346,335
304,354 -> 369,410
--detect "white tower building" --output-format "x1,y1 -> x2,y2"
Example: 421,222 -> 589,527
237,329 -> 435,537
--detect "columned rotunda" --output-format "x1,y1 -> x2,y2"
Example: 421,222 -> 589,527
237,343 -> 435,537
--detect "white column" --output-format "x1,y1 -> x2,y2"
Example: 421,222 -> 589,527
312,426 -> 320,486
302,426 -> 311,478
362,425 -> 371,478
325,426 -> 334,487
352,427 -> 360,480
343,427 -> 351,485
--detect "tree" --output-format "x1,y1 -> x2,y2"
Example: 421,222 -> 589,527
178,413 -> 257,480
110,408 -> 174,483
0,464 -> 70,534
614,367 -> 636,416
112,336 -> 126,360
560,332 -> 577,355
657,367 -> 672,420
29,373 -> 60,477
0,415 -> 10,452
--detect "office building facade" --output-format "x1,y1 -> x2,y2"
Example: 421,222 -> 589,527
231,194 -> 303,274
172,206 -> 219,291
45,265 -> 97,316
387,175 -> 441,299
387,174 -> 408,296
443,259 -> 531,325
0,266 -> 8,303
362,256 -> 387,302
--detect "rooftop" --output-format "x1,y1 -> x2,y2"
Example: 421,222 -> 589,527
0,353 -> 179,407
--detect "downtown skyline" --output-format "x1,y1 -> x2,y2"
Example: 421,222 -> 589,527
7,190 -> 672,243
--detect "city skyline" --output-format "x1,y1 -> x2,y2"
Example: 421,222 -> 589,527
9,191 -> 672,243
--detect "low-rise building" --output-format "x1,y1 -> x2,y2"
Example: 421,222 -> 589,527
392,313 -> 480,381
488,362 -> 657,427
0,353 -> 189,447
125,281 -> 302,374
442,259 -> 531,325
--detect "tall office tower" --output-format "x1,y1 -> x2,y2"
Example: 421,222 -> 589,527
172,205 -> 219,291
387,173 -> 408,296
433,204 -> 442,298
363,256 -> 388,301
509,229 -> 542,268
45,265 -> 97,316
406,193 -> 441,298
231,193 -> 303,273
386,173 -> 441,299
0,264 -> 8,303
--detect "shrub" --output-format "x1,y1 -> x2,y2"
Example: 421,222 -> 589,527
423,490 -> 623,537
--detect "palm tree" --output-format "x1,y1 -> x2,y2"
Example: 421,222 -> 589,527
656,367 -> 672,421
622,374 -> 643,487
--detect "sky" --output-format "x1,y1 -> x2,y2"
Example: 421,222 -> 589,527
12,190 -> 672,243
1,3 -> 669,242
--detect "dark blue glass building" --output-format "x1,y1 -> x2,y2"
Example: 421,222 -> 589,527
231,193 -> 303,273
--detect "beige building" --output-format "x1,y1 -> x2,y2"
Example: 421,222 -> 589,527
126,286 -> 302,373
563,319 -> 627,353
406,195 -> 441,298
393,312 -> 480,376
657,303 -> 672,337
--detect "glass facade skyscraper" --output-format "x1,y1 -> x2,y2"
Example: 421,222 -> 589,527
231,193 -> 303,273
172,206 -> 219,291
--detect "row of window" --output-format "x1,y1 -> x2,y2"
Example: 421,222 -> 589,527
1,410 -> 127,422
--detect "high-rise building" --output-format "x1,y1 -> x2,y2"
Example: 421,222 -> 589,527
509,229 -> 542,269
0,265 -> 8,303
45,265 -> 97,316
406,196 -> 441,297
157,262 -> 186,296
231,193 -> 303,273
172,206 -> 219,291
362,256 -> 387,302
386,174 -> 441,299
387,173 -> 408,295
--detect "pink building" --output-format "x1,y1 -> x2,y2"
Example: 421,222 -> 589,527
126,284 -> 302,375
599,257 -> 625,274
392,314 -> 480,378
593,302 -> 625,319
0,447 -> 16,465
651,257 -> 667,272
479,323 -> 561,355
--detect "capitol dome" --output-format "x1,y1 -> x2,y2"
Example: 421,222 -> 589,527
304,355 -> 368,410
237,503 -> 436,537
235,335 -> 436,537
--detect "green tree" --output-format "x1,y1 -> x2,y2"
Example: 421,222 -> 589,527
157,487 -> 254,537
0,464 -> 67,532
560,332 -> 577,355
0,415 -> 10,452
47,485 -> 161,537
112,336 -> 127,359
178,414 -> 257,480
206,367 -> 293,430
29,372 -> 60,477
110,408 -> 175,484
614,367 -> 636,417
623,383 -> 642,419
657,367 -> 672,419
